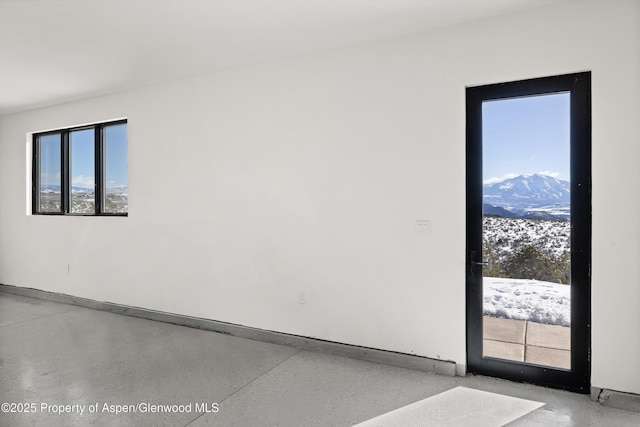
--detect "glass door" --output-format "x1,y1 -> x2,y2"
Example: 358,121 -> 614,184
466,73 -> 591,392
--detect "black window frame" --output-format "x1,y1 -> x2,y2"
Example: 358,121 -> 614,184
32,119 -> 128,216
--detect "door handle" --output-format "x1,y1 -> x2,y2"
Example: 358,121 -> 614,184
471,260 -> 489,266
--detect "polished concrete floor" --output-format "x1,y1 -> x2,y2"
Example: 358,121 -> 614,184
1,292 -> 639,426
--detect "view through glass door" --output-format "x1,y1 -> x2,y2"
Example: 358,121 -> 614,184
481,92 -> 571,369
466,73 -> 591,392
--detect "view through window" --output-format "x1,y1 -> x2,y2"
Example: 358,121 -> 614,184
33,120 -> 128,215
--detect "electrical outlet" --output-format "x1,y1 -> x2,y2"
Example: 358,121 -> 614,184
298,291 -> 306,304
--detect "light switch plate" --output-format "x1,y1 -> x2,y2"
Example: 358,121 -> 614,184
415,220 -> 431,235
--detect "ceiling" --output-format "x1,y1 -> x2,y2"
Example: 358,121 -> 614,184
0,0 -> 574,115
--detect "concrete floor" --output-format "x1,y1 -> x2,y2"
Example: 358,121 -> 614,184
1,292 -> 639,426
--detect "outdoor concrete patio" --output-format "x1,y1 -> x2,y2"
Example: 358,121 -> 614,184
483,315 -> 571,369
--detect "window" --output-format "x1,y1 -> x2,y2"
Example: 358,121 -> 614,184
32,120 -> 128,215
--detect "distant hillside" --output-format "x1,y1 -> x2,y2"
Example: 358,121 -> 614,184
483,204 -> 517,217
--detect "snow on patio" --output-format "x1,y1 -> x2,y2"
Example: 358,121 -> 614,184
483,277 -> 570,326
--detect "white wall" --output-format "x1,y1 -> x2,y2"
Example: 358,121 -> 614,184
1,0 -> 638,394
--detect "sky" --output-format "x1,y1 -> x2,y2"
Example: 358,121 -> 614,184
482,92 -> 570,184
104,123 -> 128,189
70,129 -> 95,188
40,134 -> 61,186
40,123 -> 127,189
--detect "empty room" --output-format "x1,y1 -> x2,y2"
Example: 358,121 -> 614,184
1,0 -> 639,425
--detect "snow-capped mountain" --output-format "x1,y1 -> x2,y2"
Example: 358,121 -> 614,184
483,174 -> 570,219
41,184 -> 128,195
41,184 -> 93,193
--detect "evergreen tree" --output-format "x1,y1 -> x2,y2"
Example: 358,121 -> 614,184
502,244 -> 569,283
482,239 -> 503,277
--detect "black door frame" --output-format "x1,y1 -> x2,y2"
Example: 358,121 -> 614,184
466,72 -> 591,393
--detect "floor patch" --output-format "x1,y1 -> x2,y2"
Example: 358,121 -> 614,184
354,386 -> 543,427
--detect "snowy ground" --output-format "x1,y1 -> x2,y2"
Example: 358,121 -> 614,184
483,277 -> 570,326
483,216 -> 570,260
